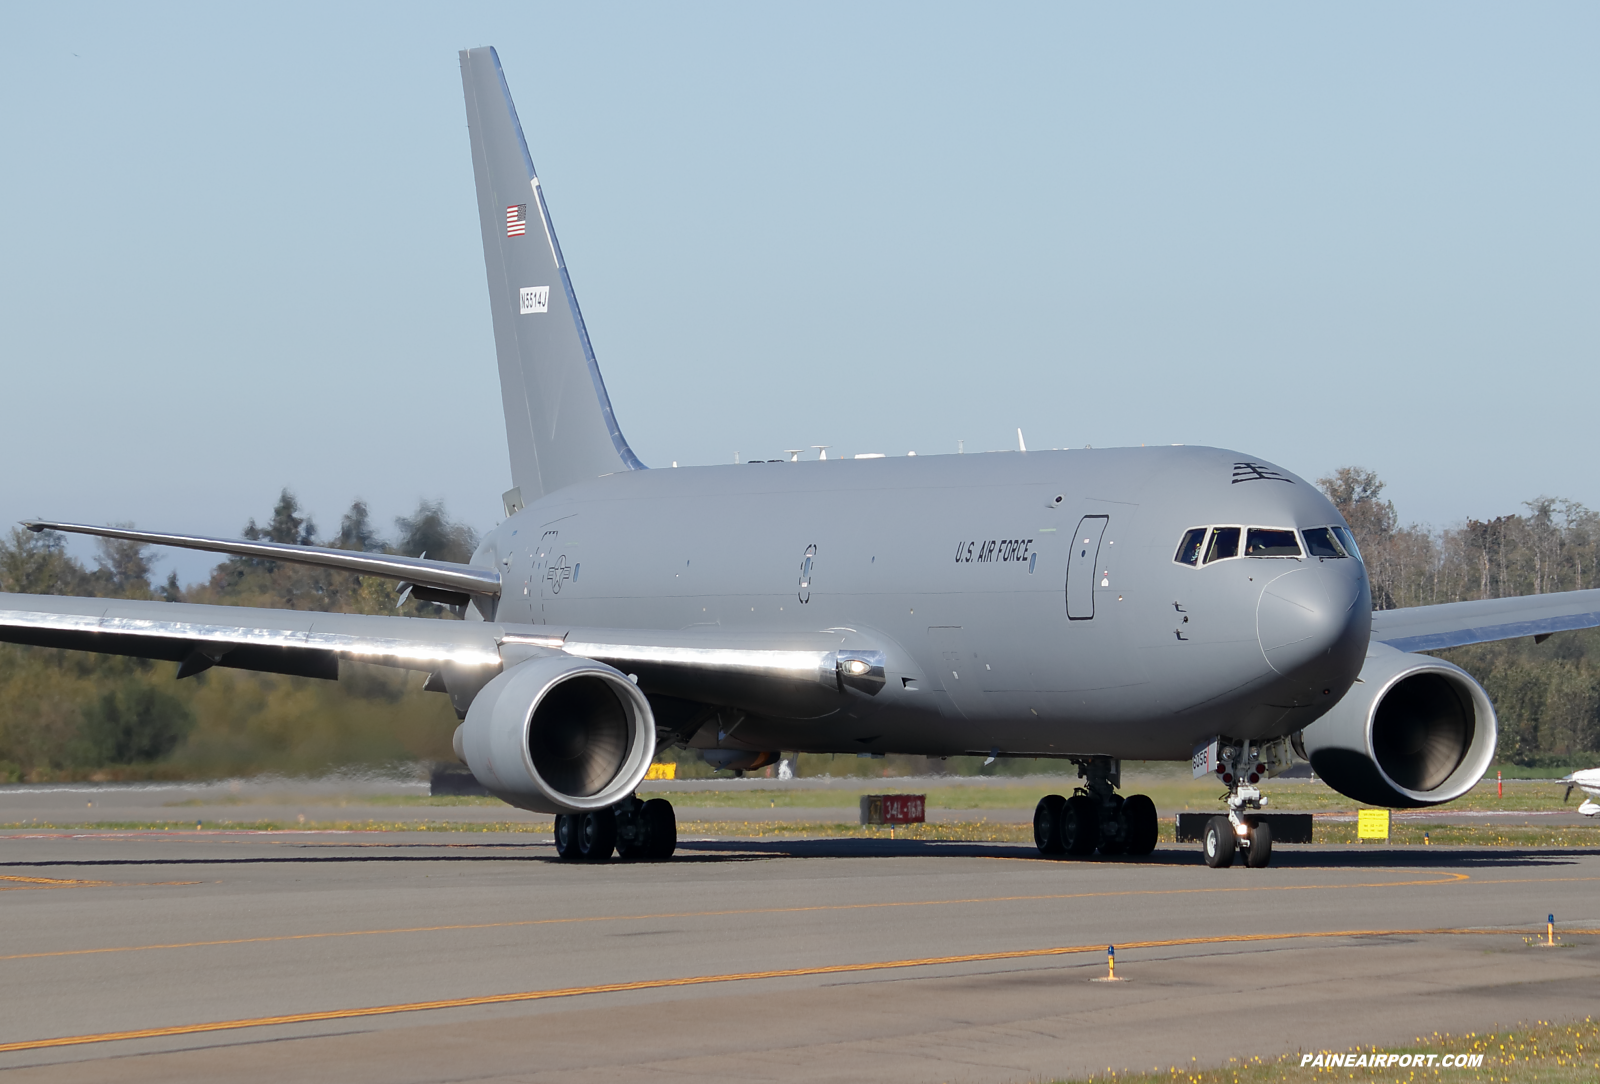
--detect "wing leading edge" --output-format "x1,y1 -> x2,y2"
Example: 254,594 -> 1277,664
1371,588 -> 1600,653
26,521 -> 501,614
0,593 -> 884,723
0,593 -> 501,680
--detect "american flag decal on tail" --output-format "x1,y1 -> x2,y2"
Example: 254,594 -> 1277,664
505,204 -> 527,237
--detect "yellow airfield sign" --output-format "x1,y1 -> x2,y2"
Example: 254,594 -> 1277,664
1357,809 -> 1391,841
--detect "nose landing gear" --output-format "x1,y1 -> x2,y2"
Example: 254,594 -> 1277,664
1033,756 -> 1158,859
1195,736 -> 1296,869
1202,815 -> 1234,867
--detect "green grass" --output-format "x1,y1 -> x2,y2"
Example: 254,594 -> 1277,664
1315,821 -> 1600,848
152,778 -> 1576,813
1110,777 -> 1581,815
669,820 -> 1600,848
0,818 -> 1029,840
672,820 -> 1039,842
39,774 -> 1600,847
0,819 -> 553,834
163,794 -> 506,808
1489,764 -> 1596,779
640,777 -> 1583,815
1054,1016 -> 1600,1083
10,817 -> 1597,848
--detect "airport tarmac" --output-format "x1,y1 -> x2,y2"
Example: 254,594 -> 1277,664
0,827 -> 1596,1083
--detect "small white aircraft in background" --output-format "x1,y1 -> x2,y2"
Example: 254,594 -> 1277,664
1560,769 -> 1600,816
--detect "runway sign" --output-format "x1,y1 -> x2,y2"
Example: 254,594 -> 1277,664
644,763 -> 677,781
860,794 -> 926,825
1357,808 -> 1391,841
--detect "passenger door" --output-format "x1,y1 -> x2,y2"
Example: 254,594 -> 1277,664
1066,515 -> 1109,620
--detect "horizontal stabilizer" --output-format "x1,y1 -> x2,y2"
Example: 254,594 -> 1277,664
25,521 -> 501,603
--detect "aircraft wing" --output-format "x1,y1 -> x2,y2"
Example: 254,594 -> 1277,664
0,593 -> 879,717
0,592 -> 503,680
1371,588 -> 1600,653
24,521 -> 501,609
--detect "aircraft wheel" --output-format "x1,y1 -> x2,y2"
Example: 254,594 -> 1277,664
1122,794 -> 1159,856
1061,795 -> 1100,856
554,814 -> 582,861
641,798 -> 677,860
1098,794 -> 1127,855
1245,820 -> 1273,868
1203,815 -> 1235,868
1033,794 -> 1066,855
577,809 -> 617,861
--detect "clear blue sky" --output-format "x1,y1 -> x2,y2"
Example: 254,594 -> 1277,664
3,3 -> 1596,585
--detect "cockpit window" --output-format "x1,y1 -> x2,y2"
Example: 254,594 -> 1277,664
1332,525 -> 1362,561
1302,527 -> 1347,558
1174,528 -> 1206,566
1245,528 -> 1301,557
1204,527 -> 1240,563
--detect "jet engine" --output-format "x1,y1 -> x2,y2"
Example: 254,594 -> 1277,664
455,655 -> 656,814
1298,643 -> 1497,807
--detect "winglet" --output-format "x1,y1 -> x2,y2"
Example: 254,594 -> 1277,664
460,47 -> 645,503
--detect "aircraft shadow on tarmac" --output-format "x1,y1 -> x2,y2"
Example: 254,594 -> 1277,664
0,839 -> 1587,869
672,838 -> 1594,869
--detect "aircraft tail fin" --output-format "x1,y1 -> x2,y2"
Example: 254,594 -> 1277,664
459,47 -> 644,507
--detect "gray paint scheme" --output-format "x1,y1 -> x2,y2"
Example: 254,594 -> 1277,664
469,443 -> 1372,760
22,520 -> 501,602
1368,590 -> 1600,653
4,46 -> 1599,791
460,46 -> 644,503
0,594 -> 499,681
2,444 -> 1377,762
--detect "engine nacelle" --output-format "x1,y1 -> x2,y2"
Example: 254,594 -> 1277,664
456,654 -> 656,814
1299,642 -> 1497,807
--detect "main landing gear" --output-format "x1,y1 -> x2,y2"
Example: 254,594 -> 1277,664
553,795 -> 677,862
1033,756 -> 1158,859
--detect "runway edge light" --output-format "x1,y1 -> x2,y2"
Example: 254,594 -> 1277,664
1091,944 -> 1125,983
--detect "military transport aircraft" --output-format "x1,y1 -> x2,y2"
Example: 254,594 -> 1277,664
6,48 -> 1600,868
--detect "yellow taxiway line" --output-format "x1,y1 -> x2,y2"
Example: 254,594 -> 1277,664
0,874 -> 198,892
3,924 -> 1596,1055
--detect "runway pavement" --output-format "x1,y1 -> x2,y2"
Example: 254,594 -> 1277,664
0,826 -> 1597,1083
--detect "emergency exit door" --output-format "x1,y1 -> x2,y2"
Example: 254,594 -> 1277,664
1066,515 -> 1109,620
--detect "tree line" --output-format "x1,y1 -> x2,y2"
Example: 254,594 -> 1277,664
1320,467 -> 1600,611
1321,467 -> 1600,765
0,492 -> 478,781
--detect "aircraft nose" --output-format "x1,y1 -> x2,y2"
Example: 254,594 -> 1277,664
1256,562 -> 1368,678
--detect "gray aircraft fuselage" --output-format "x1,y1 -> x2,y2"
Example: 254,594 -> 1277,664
474,443 -> 1371,762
